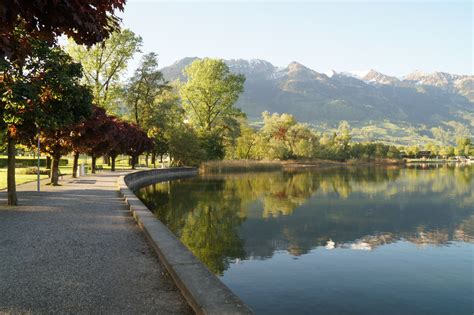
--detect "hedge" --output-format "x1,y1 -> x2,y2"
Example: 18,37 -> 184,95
0,158 -> 68,168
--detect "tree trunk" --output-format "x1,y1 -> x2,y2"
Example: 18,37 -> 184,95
151,152 -> 156,168
91,155 -> 97,174
72,152 -> 79,178
134,98 -> 140,127
106,155 -> 111,166
145,152 -> 149,167
7,130 -> 18,206
50,155 -> 61,186
131,155 -> 136,169
46,156 -> 51,170
111,154 -> 116,172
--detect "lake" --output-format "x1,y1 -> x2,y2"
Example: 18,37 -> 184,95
136,164 -> 474,314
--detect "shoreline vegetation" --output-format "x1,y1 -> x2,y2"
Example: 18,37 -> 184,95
199,158 -> 471,174
199,159 -> 405,174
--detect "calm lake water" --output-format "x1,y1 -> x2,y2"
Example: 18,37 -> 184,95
136,165 -> 474,314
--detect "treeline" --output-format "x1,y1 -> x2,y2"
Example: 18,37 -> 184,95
0,1 -> 148,205
231,113 -> 401,162
1,39 -> 151,188
402,138 -> 473,158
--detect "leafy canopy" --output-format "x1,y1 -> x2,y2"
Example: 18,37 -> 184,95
66,29 -> 142,114
0,0 -> 125,58
125,52 -> 168,128
180,58 -> 245,134
1,40 -> 93,140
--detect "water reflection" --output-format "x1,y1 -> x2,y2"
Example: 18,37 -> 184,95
136,165 -> 473,274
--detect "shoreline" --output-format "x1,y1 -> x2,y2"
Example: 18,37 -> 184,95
119,169 -> 254,315
200,159 -> 404,174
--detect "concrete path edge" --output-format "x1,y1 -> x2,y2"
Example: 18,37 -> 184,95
117,168 -> 254,315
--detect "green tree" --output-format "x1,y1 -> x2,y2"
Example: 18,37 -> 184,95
287,123 -> 319,159
125,52 -> 168,128
375,143 -> 389,158
335,121 -> 352,148
31,47 -> 93,185
260,111 -> 296,140
180,58 -> 245,159
236,122 -> 258,159
181,58 -> 245,133
1,0 -> 122,205
1,41 -> 92,198
405,145 -> 420,157
446,146 -> 455,157
455,138 -> 472,156
257,112 -> 296,159
168,125 -> 206,166
386,146 -> 401,159
66,29 -> 142,114
147,86 -> 184,164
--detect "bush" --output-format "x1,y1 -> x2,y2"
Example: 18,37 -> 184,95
23,167 -> 50,175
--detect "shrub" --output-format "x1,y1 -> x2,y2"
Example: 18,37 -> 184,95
23,167 -> 50,175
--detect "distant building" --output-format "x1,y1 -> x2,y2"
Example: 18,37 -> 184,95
454,156 -> 468,162
401,151 -> 432,159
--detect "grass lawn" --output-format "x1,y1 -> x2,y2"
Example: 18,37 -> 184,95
0,154 -> 166,190
0,169 -> 49,190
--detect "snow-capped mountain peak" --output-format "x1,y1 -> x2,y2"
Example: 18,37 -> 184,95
362,69 -> 401,85
347,69 -> 372,79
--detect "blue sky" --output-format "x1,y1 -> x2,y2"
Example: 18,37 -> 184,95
120,1 -> 472,76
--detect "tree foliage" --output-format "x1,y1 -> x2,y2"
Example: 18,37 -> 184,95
2,41 -> 93,187
66,29 -> 142,114
168,126 -> 206,166
1,0 -> 125,58
232,112 -> 403,161
181,58 -> 245,133
146,87 -> 184,162
125,52 -> 168,128
1,0 -> 122,204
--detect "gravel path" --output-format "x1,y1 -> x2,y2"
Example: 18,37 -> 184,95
0,172 -> 193,314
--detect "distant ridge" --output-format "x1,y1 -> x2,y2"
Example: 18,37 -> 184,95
161,57 -> 473,133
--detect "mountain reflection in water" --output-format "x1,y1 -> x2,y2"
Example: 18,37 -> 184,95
136,164 -> 473,275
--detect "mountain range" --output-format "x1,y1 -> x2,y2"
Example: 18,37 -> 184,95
161,57 -> 473,144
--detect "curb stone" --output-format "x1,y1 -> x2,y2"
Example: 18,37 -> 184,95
118,168 -> 253,315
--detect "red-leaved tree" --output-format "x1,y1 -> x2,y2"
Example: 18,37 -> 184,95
122,122 -> 153,169
70,106 -> 119,175
107,119 -> 129,172
1,0 -> 125,205
0,0 -> 125,58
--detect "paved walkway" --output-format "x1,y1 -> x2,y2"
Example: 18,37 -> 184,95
0,172 -> 193,314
